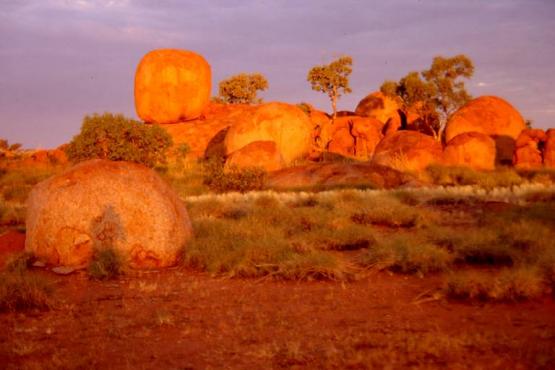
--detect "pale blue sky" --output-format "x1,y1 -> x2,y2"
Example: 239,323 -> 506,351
1,0 -> 554,147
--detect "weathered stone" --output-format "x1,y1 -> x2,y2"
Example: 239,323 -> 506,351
225,141 -> 285,172
25,160 -> 193,269
513,129 -> 546,169
372,131 -> 442,171
443,132 -> 496,170
135,49 -> 211,124
224,102 -> 313,165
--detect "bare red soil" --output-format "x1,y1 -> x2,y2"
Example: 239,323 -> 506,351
1,269 -> 554,369
0,231 -> 25,268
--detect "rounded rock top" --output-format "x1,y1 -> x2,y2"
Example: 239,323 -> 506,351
134,49 -> 211,124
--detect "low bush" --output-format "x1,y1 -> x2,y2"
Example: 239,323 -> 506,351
426,165 -> 524,188
65,113 -> 172,168
202,158 -> 266,193
88,248 -> 123,280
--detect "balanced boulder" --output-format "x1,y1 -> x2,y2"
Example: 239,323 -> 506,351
224,102 -> 313,165
513,129 -> 546,168
226,141 -> 285,172
443,132 -> 496,170
355,92 -> 401,125
445,96 -> 526,142
135,49 -> 211,124
25,160 -> 193,269
372,131 -> 442,171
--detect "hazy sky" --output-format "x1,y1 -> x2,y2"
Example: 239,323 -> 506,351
1,0 -> 554,148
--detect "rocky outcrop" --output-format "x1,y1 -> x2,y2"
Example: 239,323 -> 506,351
443,132 -> 496,170
266,162 -> 417,190
25,160 -> 193,269
224,102 -> 313,165
372,131 -> 442,171
325,116 -> 383,160
513,129 -> 546,169
225,141 -> 285,172
135,49 -> 211,124
355,92 -> 401,125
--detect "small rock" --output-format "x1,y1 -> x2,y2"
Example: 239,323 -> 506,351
51,266 -> 77,275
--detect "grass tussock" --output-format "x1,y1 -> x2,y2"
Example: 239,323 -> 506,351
425,165 -> 525,188
88,248 -> 123,280
0,270 -> 53,312
444,267 -> 548,301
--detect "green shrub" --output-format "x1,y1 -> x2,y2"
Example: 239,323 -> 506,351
88,248 -> 122,280
66,113 -> 172,168
202,158 -> 266,193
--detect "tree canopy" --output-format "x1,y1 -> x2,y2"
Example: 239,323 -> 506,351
380,54 -> 474,141
307,56 -> 353,119
217,73 -> 269,104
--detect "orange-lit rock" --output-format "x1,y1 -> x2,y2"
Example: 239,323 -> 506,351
135,49 -> 211,124
159,103 -> 254,159
513,129 -> 546,169
542,129 -> 555,168
26,160 -> 193,269
443,132 -> 496,170
326,116 -> 383,160
226,141 -> 285,172
445,96 -> 526,142
224,102 -> 313,165
372,131 -> 442,171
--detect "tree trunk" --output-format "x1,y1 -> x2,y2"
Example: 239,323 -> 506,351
331,88 -> 337,121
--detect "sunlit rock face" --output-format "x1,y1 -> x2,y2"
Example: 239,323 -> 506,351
513,129 -> 546,169
445,96 -> 526,143
324,116 -> 384,161
135,49 -> 211,124
372,131 -> 442,172
224,102 -> 313,165
25,160 -> 193,269
443,132 -> 496,170
225,140 -> 285,172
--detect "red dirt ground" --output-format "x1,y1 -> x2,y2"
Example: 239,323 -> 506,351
0,230 -> 25,268
1,268 -> 554,369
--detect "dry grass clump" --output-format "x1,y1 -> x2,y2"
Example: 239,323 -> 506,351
88,248 -> 123,280
425,165 -> 525,188
444,267 -> 547,301
0,267 -> 53,312
360,236 -> 453,275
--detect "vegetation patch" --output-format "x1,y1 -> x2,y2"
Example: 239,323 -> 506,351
88,248 -> 123,280
0,271 -> 53,312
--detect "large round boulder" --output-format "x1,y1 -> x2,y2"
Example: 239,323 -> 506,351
445,96 -> 526,142
443,132 -> 496,170
226,141 -> 285,172
224,102 -> 313,165
25,160 -> 193,269
135,49 -> 211,124
372,131 -> 442,172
